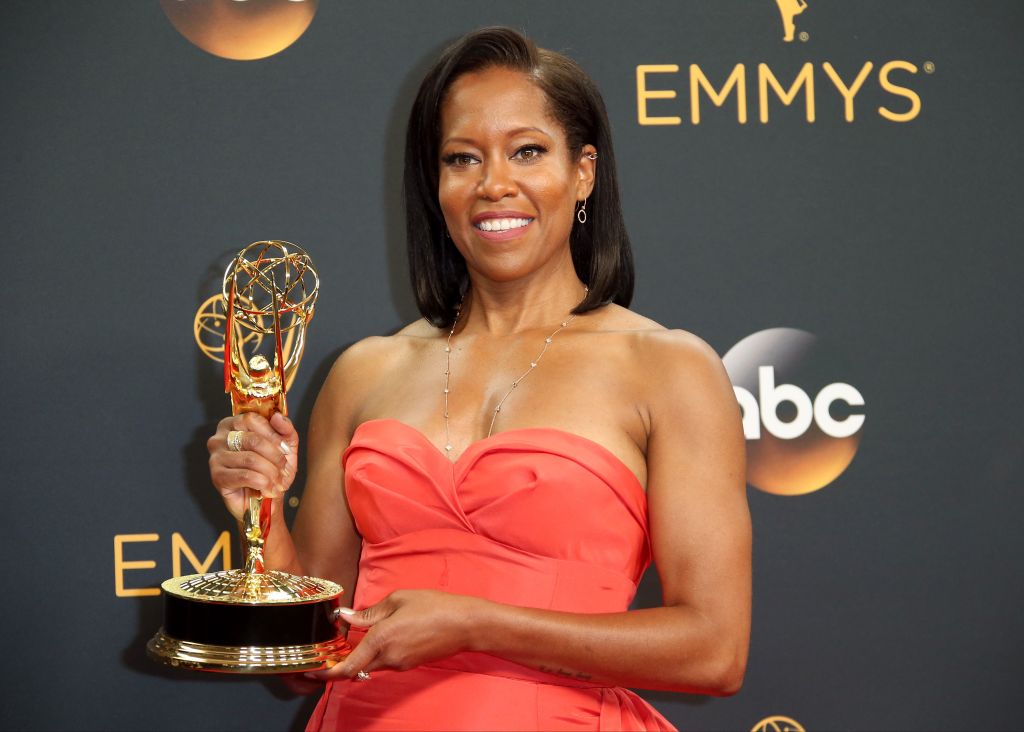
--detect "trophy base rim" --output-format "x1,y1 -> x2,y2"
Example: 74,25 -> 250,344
163,569 -> 342,604
146,630 -> 352,674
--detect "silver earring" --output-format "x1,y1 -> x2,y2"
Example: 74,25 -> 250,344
585,152 -> 598,160
576,199 -> 588,224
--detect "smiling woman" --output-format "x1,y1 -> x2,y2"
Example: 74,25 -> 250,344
206,26 -> 751,732
403,29 -> 634,328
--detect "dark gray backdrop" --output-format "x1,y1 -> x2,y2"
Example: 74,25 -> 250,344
1,1 -> 1021,730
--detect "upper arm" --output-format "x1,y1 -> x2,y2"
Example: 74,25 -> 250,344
290,337 -> 385,589
643,332 -> 751,662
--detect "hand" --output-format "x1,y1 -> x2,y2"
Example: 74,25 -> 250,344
306,590 -> 486,681
207,412 -> 299,521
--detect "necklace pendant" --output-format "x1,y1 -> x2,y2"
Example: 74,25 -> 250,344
445,443 -> 453,452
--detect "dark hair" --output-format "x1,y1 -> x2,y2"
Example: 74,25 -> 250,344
404,26 -> 634,327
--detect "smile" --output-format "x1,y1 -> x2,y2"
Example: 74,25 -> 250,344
474,217 -> 533,232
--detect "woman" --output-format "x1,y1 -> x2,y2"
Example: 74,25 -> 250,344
208,27 -> 750,731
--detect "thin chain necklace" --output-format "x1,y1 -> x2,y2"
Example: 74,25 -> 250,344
442,287 -> 588,457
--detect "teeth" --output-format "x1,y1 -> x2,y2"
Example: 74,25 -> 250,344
475,217 -> 532,232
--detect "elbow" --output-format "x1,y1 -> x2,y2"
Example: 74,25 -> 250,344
705,647 -> 747,697
668,645 -> 747,697
710,661 -> 745,697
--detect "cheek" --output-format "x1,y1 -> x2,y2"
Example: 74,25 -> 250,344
437,177 -> 465,221
534,176 -> 578,221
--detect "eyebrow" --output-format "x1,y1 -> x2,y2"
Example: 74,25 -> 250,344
442,126 -> 553,146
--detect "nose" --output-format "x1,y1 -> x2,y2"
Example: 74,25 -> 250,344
477,159 -> 517,201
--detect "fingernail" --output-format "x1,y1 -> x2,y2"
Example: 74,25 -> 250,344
337,607 -> 356,616
280,440 -> 291,455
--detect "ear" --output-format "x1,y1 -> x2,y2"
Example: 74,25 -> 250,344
575,143 -> 597,201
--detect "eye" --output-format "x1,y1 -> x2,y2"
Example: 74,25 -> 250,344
512,145 -> 547,163
442,152 -> 478,168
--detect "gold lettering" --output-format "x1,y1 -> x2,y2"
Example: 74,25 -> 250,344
878,60 -> 921,122
114,533 -> 160,597
636,65 -> 682,125
172,531 -> 233,577
822,62 -> 873,122
758,63 -> 815,123
690,64 -> 747,124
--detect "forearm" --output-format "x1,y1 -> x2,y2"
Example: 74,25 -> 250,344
469,602 -> 746,695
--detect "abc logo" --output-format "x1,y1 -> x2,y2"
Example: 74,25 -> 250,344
723,328 -> 864,495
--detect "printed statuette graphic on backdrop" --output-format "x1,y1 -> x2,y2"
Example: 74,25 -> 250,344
148,241 -> 351,673
775,0 -> 808,42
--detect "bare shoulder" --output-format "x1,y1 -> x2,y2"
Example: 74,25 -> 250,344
586,307 -> 734,433
314,319 -> 439,432
325,320 -> 436,385
636,327 -> 724,377
636,328 -> 740,451
586,303 -> 665,333
590,305 -> 724,379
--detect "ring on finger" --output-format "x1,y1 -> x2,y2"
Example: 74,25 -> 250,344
227,430 -> 244,452
355,670 -> 371,681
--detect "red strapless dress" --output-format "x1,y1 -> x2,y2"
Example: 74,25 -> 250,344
306,419 -> 675,731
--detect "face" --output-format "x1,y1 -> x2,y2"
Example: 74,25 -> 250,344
438,67 -> 596,286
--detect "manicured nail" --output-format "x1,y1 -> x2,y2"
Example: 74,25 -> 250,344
280,441 -> 291,455
337,607 -> 356,616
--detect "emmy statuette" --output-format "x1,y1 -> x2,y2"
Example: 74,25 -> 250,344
148,241 -> 351,673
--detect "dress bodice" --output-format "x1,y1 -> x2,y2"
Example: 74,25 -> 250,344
344,419 -> 651,612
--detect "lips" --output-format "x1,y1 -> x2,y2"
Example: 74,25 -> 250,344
475,217 -> 532,232
471,211 -> 535,240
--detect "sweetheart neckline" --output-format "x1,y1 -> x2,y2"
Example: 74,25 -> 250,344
352,418 -> 645,494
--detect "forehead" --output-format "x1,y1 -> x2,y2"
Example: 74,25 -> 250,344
440,67 -> 559,141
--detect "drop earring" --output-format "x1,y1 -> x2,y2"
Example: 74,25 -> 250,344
576,199 -> 588,224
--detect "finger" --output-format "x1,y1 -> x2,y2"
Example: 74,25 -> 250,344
334,636 -> 383,678
232,412 -> 281,442
305,640 -> 378,681
226,429 -> 292,473
209,462 -> 281,499
269,412 -> 299,447
336,606 -> 375,629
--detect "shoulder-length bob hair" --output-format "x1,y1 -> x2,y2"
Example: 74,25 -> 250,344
405,26 -> 634,328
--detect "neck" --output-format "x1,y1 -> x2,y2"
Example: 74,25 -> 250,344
457,266 -> 587,337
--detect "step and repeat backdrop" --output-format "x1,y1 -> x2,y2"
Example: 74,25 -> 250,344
2,1 -> 1021,730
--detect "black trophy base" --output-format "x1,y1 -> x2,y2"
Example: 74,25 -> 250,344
147,570 -> 351,674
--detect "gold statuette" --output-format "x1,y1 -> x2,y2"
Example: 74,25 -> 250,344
148,241 -> 351,673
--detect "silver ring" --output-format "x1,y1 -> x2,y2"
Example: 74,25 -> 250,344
355,670 -> 371,681
226,430 -> 244,452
